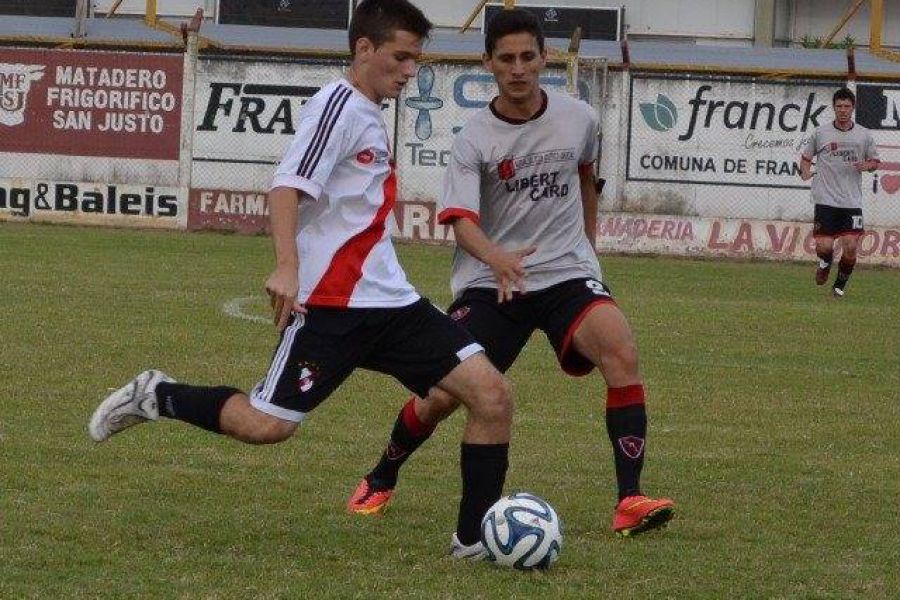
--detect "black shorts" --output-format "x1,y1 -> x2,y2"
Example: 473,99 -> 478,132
446,278 -> 616,377
813,204 -> 864,238
249,298 -> 482,422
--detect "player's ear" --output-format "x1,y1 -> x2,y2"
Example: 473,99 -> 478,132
355,36 -> 374,60
482,52 -> 492,70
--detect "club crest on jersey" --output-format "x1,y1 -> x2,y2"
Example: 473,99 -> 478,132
450,305 -> 470,321
356,147 -> 390,165
297,362 -> 319,393
618,436 -> 645,459
497,158 -> 516,180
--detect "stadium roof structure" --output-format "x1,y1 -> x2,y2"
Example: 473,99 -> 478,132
186,24 -> 900,80
1,15 -> 899,80
0,15 -> 182,50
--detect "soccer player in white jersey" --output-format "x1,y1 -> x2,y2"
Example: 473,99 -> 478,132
348,9 -> 674,539
88,0 -> 513,558
800,87 -> 880,298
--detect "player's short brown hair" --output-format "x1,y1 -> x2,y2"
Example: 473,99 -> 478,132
484,8 -> 545,56
833,87 -> 856,106
349,0 -> 432,57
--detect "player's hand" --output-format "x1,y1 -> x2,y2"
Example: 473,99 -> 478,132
484,246 -> 537,303
853,160 -> 874,172
799,170 -> 813,181
264,265 -> 305,332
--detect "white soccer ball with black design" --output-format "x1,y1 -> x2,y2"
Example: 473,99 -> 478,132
480,492 -> 562,570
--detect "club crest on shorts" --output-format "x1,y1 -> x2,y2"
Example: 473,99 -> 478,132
618,436 -> 645,459
497,158 -> 516,181
450,305 -> 470,321
297,362 -> 319,393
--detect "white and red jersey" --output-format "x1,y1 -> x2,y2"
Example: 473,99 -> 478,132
271,79 -> 419,308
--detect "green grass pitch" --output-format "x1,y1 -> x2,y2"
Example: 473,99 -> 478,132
1,222 -> 898,598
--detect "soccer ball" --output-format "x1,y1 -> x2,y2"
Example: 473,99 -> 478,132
480,492 -> 562,570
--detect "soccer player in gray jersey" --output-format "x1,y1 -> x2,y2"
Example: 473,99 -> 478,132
348,9 -> 674,541
800,87 -> 880,297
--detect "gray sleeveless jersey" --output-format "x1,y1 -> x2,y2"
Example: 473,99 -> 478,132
439,90 -> 602,298
802,121 -> 879,209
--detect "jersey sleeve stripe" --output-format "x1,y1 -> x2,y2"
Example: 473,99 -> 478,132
437,208 -> 480,225
302,89 -> 352,178
296,85 -> 344,176
296,85 -> 351,178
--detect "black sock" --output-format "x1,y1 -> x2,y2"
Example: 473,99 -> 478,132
606,385 -> 648,501
155,382 -> 239,434
369,398 -> 435,488
816,249 -> 833,268
456,442 -> 509,546
833,257 -> 856,290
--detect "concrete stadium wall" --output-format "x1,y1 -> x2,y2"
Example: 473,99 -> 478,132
1,45 -> 898,265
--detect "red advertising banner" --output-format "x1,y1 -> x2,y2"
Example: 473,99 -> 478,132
188,188 -> 270,234
0,48 -> 182,160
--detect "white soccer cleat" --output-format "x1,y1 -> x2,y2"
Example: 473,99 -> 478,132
450,532 -> 487,560
88,369 -> 174,442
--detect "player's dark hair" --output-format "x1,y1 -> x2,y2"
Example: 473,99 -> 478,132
484,8 -> 545,56
833,87 -> 856,106
349,0 -> 432,57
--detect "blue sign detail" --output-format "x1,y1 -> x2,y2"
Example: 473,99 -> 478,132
405,66 -> 444,140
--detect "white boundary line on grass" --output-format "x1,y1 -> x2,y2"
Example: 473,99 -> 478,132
223,296 -> 269,324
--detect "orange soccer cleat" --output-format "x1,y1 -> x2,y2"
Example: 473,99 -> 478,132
347,477 -> 394,516
612,495 -> 675,537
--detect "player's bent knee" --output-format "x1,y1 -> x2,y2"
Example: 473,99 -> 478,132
601,340 -> 640,379
472,375 -> 513,424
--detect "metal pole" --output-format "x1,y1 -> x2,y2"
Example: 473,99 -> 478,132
821,0 -> 866,47
459,0 -> 490,34
73,0 -> 88,37
870,0 -> 883,51
106,0 -> 125,18
178,25 -> 200,230
145,0 -> 158,26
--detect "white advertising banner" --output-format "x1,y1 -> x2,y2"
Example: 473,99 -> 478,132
191,58 -> 395,192
0,177 -> 186,228
626,75 -> 900,227
628,74 -> 831,187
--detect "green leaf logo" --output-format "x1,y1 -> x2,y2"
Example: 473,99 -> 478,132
639,94 -> 678,131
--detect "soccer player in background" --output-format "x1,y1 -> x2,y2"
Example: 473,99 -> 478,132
800,87 -> 880,298
88,0 -> 514,557
348,8 -> 674,541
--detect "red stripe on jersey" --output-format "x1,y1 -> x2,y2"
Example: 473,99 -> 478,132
437,208 -> 480,225
578,162 -> 594,176
307,163 -> 398,307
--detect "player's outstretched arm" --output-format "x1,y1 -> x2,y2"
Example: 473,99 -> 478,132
265,186 -> 306,331
452,218 -> 535,303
